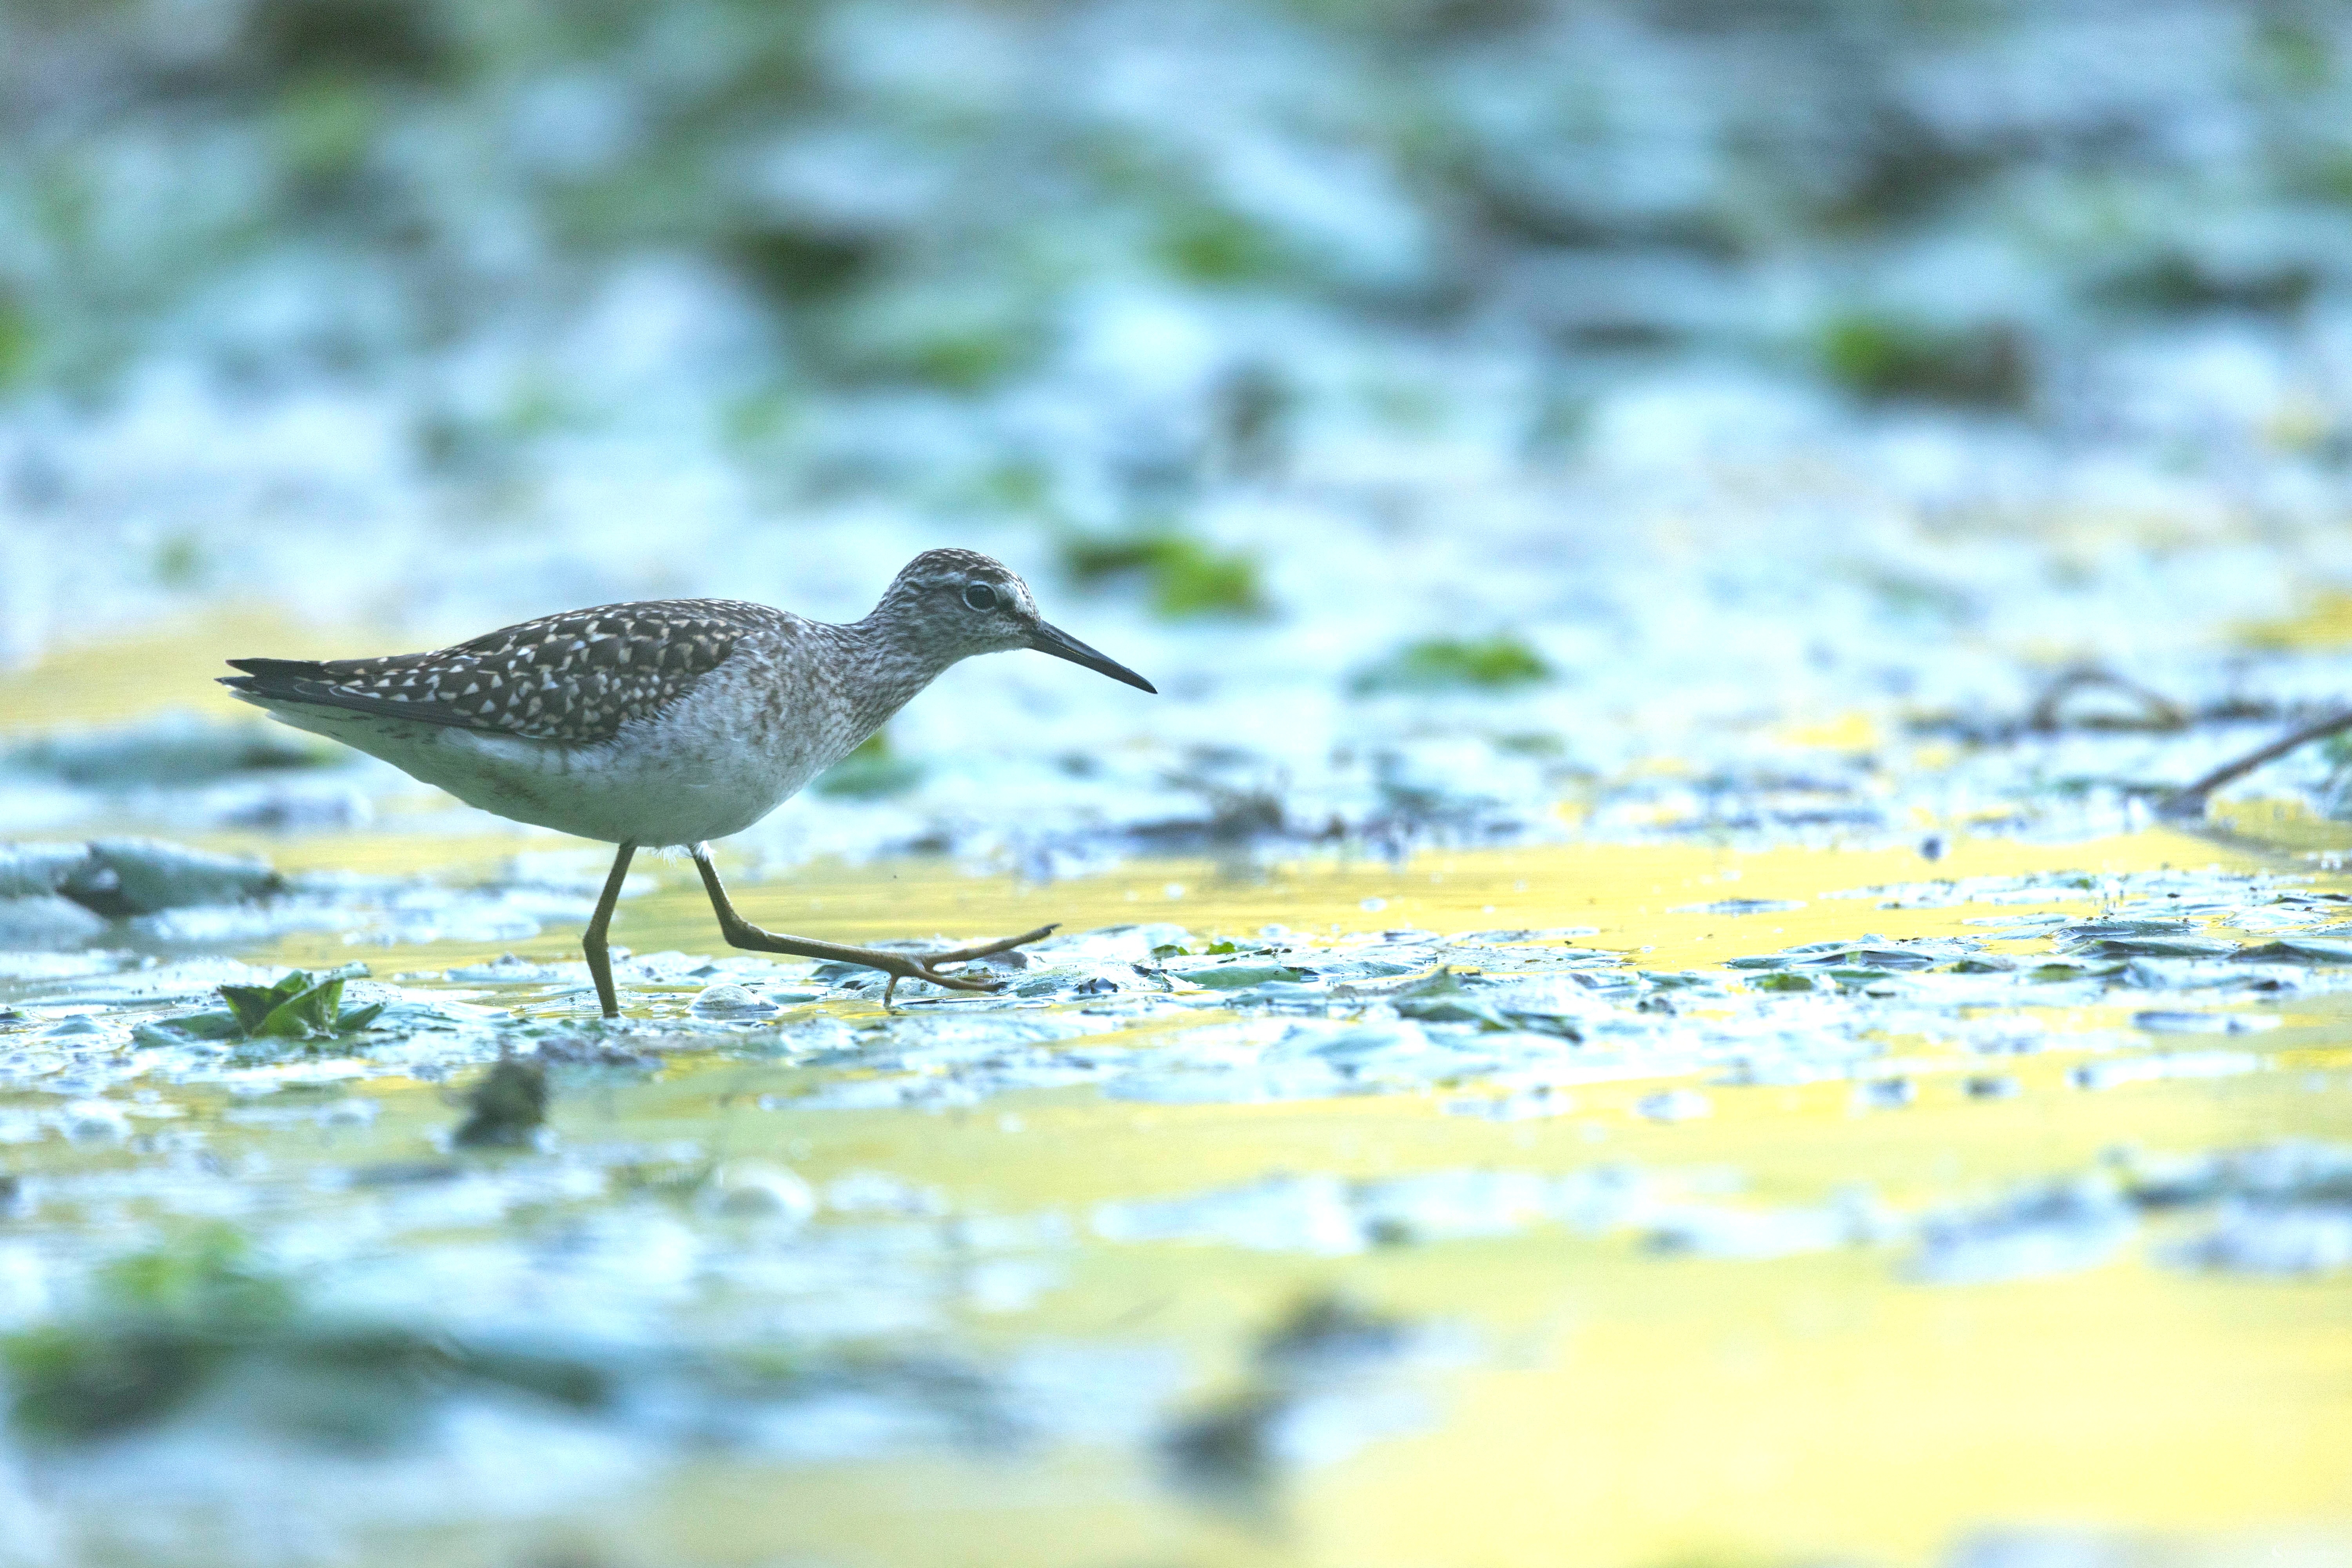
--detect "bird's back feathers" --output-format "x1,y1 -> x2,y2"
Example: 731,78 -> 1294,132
220,599 -> 783,745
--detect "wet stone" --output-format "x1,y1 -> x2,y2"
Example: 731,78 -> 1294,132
451,1057 -> 550,1149
1854,1077 -> 1916,1111
2131,1011 -> 2277,1036
1910,1184 -> 2137,1285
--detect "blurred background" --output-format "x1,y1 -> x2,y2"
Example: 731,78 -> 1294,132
7,0 -> 2352,858
5,4 -> 2352,1567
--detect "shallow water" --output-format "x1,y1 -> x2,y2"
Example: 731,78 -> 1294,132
4,807 -> 2349,1567
9,1 -> 2352,1557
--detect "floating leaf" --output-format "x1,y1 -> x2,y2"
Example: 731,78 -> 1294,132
252,976 -> 348,1039
220,974 -> 308,1034
161,969 -> 382,1046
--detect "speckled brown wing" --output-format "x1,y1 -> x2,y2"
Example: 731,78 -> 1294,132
221,599 -> 780,745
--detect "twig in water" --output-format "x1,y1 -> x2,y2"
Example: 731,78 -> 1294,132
2158,708 -> 2352,820
2026,664 -> 2189,733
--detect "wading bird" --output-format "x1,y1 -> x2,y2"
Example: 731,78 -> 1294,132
221,550 -> 1155,1016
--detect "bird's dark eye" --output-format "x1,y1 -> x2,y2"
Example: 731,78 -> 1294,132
962,583 -> 999,612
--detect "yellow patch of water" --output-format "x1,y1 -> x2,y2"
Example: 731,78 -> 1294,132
239,820 -> 2272,984
2237,590 -> 2352,653
2202,796 -> 2352,859
130,1011 -> 2343,1568
1779,709 -> 1880,752
0,608 -> 364,733
149,825 -> 2343,1566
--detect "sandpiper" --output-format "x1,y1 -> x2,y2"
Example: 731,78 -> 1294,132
220,549 -> 1155,1016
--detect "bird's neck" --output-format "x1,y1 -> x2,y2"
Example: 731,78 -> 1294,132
832,615 -> 960,737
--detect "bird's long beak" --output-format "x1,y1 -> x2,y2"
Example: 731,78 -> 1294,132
1028,622 -> 1157,693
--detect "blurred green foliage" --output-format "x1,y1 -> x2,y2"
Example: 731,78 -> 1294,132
4,0 -> 2350,434
0,293 -> 34,392
1157,204 -> 1296,286
271,78 -> 387,190
731,225 -> 886,306
1062,532 -> 1271,620
244,0 -> 461,84
2091,252 -> 2318,315
2251,15 -> 2334,94
2291,148 -> 2352,205
452,1054 -> 549,1148
1351,635 -> 1552,695
4,1227 -> 290,1440
1818,314 -> 2032,408
4,1224 -> 610,1447
101,1227 -> 296,1325
815,730 -> 926,799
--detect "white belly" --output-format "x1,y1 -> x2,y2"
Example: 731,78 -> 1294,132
247,664 -> 851,847
418,728 -> 796,845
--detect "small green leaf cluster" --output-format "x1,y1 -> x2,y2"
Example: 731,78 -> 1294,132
170,968 -> 383,1044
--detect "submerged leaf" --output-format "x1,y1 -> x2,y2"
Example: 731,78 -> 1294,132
1186,962 -> 1306,991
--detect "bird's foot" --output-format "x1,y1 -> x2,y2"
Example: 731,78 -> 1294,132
880,924 -> 1060,1005
706,912 -> 1060,1005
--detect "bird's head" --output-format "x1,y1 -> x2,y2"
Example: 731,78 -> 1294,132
871,548 -> 1156,693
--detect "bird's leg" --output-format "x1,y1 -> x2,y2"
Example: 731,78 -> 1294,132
583,842 -> 637,1019
690,845 -> 1056,1002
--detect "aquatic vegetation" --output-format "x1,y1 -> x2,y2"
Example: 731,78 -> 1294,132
450,1055 -> 548,1148
6,0 -> 2352,1556
1817,313 -> 2033,408
165,966 -> 384,1044
0,837 -> 2348,1561
2089,248 -> 2321,316
1350,635 -> 1552,695
4,1228 -> 295,1441
3,1227 -> 613,1452
243,0 -> 463,85
1060,532 -> 1271,621
813,730 -> 925,799
0,293 -> 33,391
